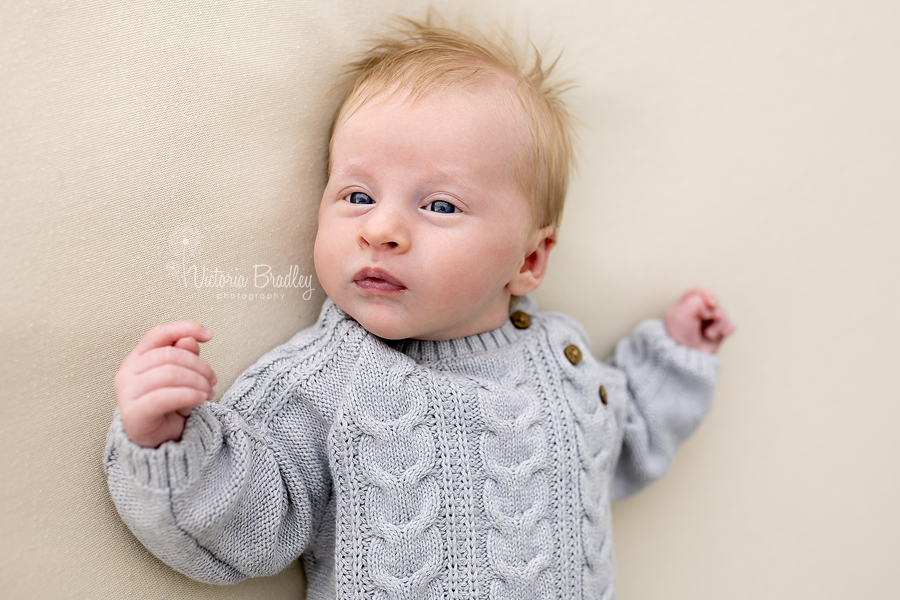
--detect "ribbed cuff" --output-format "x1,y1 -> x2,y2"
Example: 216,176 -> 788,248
632,319 -> 720,384
104,403 -> 223,491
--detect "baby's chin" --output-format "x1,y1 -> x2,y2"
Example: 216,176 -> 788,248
334,300 -> 415,340
357,319 -> 412,341
344,305 -> 456,341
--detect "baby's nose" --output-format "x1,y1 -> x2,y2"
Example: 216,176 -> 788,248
358,205 -> 410,252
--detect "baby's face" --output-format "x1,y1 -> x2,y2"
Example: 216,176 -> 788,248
314,81 -> 545,340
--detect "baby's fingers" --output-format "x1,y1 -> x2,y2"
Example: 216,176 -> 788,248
133,345 -> 217,386
127,362 -> 215,405
703,308 -> 736,342
120,387 -> 209,447
683,288 -> 719,320
134,322 -> 213,355
174,336 -> 201,355
130,386 -> 209,419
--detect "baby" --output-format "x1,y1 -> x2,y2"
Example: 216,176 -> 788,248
106,19 -> 734,600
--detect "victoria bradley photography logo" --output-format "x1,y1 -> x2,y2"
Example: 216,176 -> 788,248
167,226 -> 316,301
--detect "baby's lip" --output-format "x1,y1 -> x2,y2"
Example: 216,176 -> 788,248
353,268 -> 406,293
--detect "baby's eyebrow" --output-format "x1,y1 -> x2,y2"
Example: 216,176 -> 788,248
331,162 -> 373,179
428,169 -> 467,186
332,163 -> 475,194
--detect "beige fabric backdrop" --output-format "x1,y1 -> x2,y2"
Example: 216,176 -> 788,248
1,0 -> 897,598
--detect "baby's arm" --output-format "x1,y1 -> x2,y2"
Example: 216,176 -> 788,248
609,288 -> 733,500
106,323 -> 332,583
114,321 -> 217,448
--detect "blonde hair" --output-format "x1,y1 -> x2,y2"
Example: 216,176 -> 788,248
329,17 -> 575,229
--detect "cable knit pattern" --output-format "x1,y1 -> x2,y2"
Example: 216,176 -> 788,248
104,298 -> 719,599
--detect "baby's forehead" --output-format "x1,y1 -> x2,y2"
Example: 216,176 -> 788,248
340,76 -> 530,146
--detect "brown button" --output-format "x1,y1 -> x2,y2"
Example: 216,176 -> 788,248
599,385 -> 608,405
510,310 -> 531,329
564,344 -> 582,365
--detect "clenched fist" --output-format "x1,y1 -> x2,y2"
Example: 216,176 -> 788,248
664,288 -> 735,354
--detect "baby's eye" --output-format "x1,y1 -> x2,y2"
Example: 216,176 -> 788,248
347,192 -> 374,204
423,200 -> 459,214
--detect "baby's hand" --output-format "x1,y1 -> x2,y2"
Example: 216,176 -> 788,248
114,321 -> 217,448
664,288 -> 735,354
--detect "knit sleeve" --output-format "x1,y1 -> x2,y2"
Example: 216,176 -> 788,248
103,338 -> 334,585
608,319 -> 719,501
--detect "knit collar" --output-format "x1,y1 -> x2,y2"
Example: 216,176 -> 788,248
388,318 -> 525,362
320,296 -> 537,363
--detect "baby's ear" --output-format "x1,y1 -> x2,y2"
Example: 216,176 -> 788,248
507,226 -> 556,296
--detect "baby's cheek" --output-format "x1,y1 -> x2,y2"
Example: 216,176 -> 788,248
313,241 -> 342,301
442,269 -> 496,307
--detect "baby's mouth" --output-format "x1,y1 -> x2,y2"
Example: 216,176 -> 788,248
353,268 -> 406,293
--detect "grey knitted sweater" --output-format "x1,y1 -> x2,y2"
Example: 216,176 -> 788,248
105,298 -> 719,599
